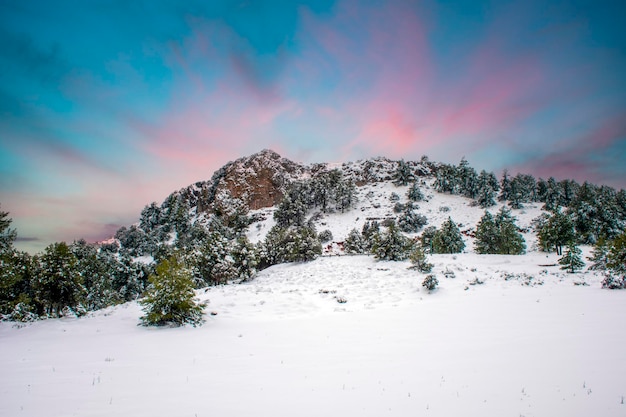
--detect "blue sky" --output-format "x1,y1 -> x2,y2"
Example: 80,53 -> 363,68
1,0 -> 624,253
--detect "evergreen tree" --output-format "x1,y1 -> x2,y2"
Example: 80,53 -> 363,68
432,218 -> 465,254
434,164 -> 458,194
194,230 -> 231,286
420,226 -> 437,254
407,182 -> 424,202
474,211 -> 498,254
558,242 -> 585,273
606,231 -> 626,279
393,159 -> 414,186
538,211 -> 576,255
344,228 -> 366,254
371,223 -> 413,261
139,255 -> 205,327
0,205 -> 17,254
397,204 -> 428,233
32,242 -> 86,317
476,170 -> 498,208
422,274 -> 439,291
588,238 -> 609,271
409,243 -> 433,272
542,177 -> 562,212
258,225 -> 322,268
361,220 -> 380,251
274,194 -> 307,228
499,169 -> 511,202
494,207 -> 526,255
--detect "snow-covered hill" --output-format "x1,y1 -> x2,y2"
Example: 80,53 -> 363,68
1,254 -> 625,417
2,150 -> 625,417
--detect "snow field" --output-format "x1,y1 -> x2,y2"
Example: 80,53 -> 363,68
1,254 -> 625,417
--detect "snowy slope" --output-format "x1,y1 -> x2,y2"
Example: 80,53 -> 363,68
1,254 -> 625,417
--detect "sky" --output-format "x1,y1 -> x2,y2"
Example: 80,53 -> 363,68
1,0 -> 625,253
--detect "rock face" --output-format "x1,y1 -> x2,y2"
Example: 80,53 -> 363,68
212,149 -> 307,211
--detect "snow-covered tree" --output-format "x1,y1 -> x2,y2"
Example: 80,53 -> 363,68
588,238 -> 609,271
397,204 -> 428,233
476,170 -> 499,208
538,210 -> 575,255
474,211 -> 498,254
319,229 -> 333,243
558,242 -> 585,273
371,223 -> 413,261
393,159 -> 414,186
344,228 -> 366,254
432,218 -> 465,254
420,226 -> 437,254
139,255 -> 205,327
499,169 -> 511,202
422,274 -> 439,291
361,220 -> 380,251
258,225 -> 321,268
0,205 -> 17,254
407,182 -> 424,202
230,236 -> 258,282
542,177 -> 562,212
494,207 -> 526,255
32,242 -> 86,317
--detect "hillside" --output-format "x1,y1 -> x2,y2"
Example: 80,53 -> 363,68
1,254 -> 625,416
1,150 -> 625,416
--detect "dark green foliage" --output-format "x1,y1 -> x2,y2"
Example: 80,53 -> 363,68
0,205 -> 17,254
371,223 -> 413,261
420,226 -> 437,254
139,256 -> 205,327
476,170 -> 499,208
258,225 -> 322,268
393,159 -> 414,186
231,236 -> 258,281
542,177 -> 562,212
344,228 -> 366,254
407,182 -> 424,202
274,193 -> 307,228
397,204 -> 428,233
475,208 -> 526,255
361,220 -> 380,251
606,231 -> 626,278
558,242 -> 585,273
422,274 -> 439,291
32,242 -> 86,317
538,211 -> 576,255
409,244 -> 433,272
193,230 -> 231,286
432,218 -> 465,254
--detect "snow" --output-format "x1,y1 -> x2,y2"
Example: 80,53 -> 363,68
2,254 -> 625,417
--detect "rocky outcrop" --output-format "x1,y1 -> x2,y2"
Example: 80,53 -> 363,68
211,149 -> 308,211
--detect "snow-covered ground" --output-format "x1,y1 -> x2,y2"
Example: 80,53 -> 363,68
1,254 -> 625,417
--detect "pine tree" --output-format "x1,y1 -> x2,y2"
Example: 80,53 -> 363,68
422,274 -> 439,291
0,205 -> 17,254
344,228 -> 366,254
32,242 -> 86,317
371,223 -> 413,261
588,238 -> 609,271
139,255 -> 206,327
476,170 -> 498,208
407,182 -> 424,202
474,211 -> 498,254
432,218 -> 465,254
606,231 -> 626,279
230,236 -> 258,282
420,226 -> 437,254
397,204 -> 428,233
542,177 -> 562,212
393,159 -> 414,186
495,207 -> 526,255
409,244 -> 433,272
558,242 -> 585,273
538,211 -> 576,255
499,169 -> 511,202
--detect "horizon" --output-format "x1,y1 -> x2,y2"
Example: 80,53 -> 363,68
1,0 -> 625,253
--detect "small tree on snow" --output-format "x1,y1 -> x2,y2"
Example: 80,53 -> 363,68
432,218 -> 465,254
422,274 -> 439,291
140,256 -> 206,327
558,242 -> 585,273
409,244 -> 433,272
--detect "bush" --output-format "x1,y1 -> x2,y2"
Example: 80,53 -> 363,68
319,229 -> 333,243
422,274 -> 439,291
